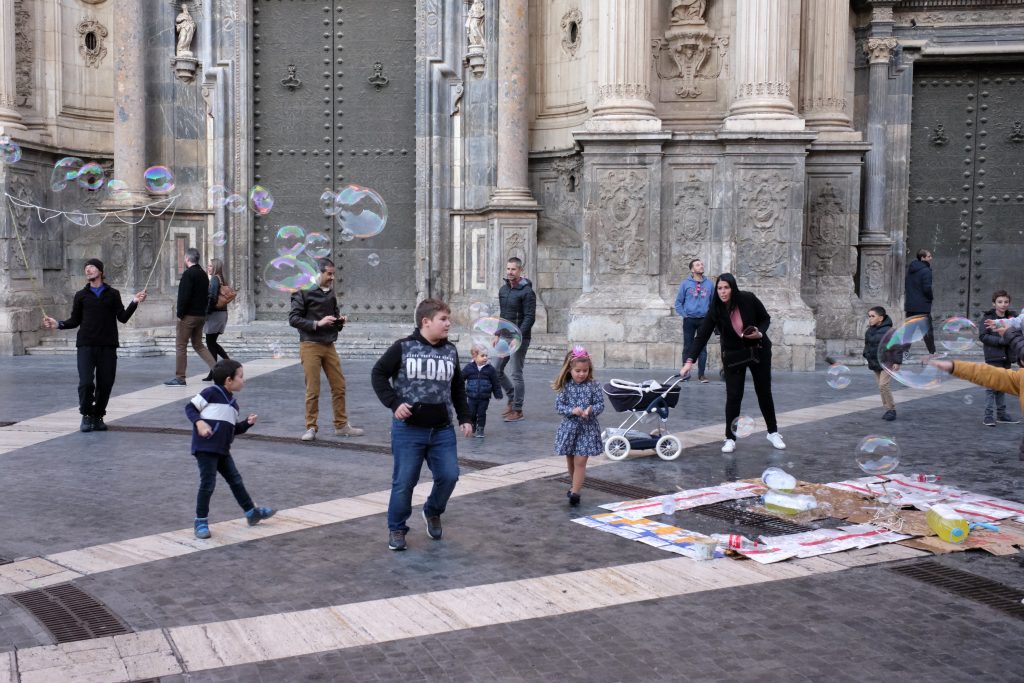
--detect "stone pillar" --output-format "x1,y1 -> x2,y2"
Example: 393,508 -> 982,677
587,0 -> 660,132
112,0 -> 148,201
724,0 -> 803,131
0,0 -> 25,130
799,0 -> 853,132
490,0 -> 535,206
861,36 -> 897,237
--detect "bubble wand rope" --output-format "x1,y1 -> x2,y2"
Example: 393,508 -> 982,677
140,196 -> 181,292
5,195 -> 48,319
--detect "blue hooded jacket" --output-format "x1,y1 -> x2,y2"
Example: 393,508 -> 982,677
674,275 -> 714,318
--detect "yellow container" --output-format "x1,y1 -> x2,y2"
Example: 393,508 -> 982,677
926,504 -> 969,544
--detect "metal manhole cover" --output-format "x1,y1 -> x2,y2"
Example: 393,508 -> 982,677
552,475 -> 663,501
889,560 -> 1024,621
457,457 -> 501,470
691,499 -> 814,536
11,584 -> 131,643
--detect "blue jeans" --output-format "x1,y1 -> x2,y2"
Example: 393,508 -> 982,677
194,451 -> 254,518
683,317 -> 707,377
387,420 -> 460,532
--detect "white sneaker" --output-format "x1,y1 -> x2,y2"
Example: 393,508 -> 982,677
767,432 -> 786,450
300,428 -> 316,442
721,439 -> 736,453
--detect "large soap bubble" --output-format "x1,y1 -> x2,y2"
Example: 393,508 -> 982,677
212,231 -> 228,246
471,317 -> 522,358
855,435 -> 901,476
1,139 -> 22,164
263,256 -> 318,293
938,316 -> 978,353
335,184 -> 388,238
76,162 -> 106,191
51,157 -> 84,191
879,315 -> 950,389
826,364 -> 851,390
731,416 -> 755,438
106,179 -> 130,202
249,185 -> 274,215
208,185 -> 230,208
224,194 -> 247,213
274,226 -> 306,257
144,166 -> 175,194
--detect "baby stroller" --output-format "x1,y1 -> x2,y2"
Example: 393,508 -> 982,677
601,376 -> 685,461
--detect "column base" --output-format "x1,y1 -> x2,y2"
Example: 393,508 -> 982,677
0,111 -> 27,132
722,116 -> 806,133
585,114 -> 662,133
489,187 -> 539,209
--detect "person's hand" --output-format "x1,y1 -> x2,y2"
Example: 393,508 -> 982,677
338,315 -> 348,324
394,402 -> 413,420
984,319 -> 998,330
680,361 -> 693,377
42,315 -> 57,330
196,420 -> 213,438
459,422 -> 473,437
317,315 -> 337,328
995,326 -> 1009,336
583,406 -> 593,418
572,407 -> 583,417
247,414 -> 258,425
133,290 -> 147,304
891,364 -> 901,372
743,328 -> 763,340
927,359 -> 953,373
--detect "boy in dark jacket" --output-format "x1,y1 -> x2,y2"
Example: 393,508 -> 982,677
462,345 -> 503,438
863,306 -> 899,421
185,359 -> 275,539
978,290 -> 1020,426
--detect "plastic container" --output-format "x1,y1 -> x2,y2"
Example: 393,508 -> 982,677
661,497 -> 677,515
927,504 -> 969,544
761,467 -> 796,491
915,474 -> 940,483
763,491 -> 817,515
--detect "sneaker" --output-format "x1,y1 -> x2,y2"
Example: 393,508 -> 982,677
569,492 -> 581,507
699,376 -> 709,384
721,439 -> 736,453
766,432 -> 786,450
79,416 -> 93,433
473,429 -> 485,438
388,529 -> 407,551
92,417 -> 108,431
202,372 -> 214,382
882,410 -> 896,422
246,506 -> 276,526
194,518 -> 211,539
504,410 -> 525,422
163,378 -> 186,386
996,414 -> 1021,424
983,415 -> 996,427
300,427 -> 317,441
335,424 -> 365,437
422,510 -> 443,540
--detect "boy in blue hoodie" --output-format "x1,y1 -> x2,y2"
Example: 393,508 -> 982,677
185,359 -> 275,539
462,344 -> 503,438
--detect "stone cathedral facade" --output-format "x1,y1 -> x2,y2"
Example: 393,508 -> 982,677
1,0 -> 1022,369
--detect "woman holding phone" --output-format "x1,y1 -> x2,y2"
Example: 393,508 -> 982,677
680,273 -> 785,453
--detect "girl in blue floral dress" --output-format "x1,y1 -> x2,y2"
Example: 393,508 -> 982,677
553,346 -> 604,506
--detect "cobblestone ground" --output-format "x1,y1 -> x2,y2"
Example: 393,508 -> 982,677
0,352 -> 1022,681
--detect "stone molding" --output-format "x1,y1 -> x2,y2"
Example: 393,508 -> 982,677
865,37 -> 898,64
77,19 -> 109,69
736,80 -> 790,98
897,9 -> 1024,25
597,83 -> 652,103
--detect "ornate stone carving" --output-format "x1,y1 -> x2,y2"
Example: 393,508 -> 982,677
670,0 -> 707,25
505,230 -> 526,262
864,37 -> 898,64
898,9 -> 1024,26
596,83 -> 651,103
653,1 -> 728,101
597,170 -> 647,275
465,0 -> 486,76
863,258 -> 885,297
672,174 -> 710,242
551,155 -> 582,212
14,0 -> 32,108
175,3 -> 196,57
109,229 -> 129,284
739,239 -> 787,277
561,8 -> 582,57
77,19 -> 108,68
736,81 -> 790,98
871,5 -> 894,23
801,96 -> 848,115
740,171 -> 791,235
807,182 -> 846,274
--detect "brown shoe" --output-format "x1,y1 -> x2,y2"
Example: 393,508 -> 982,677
503,410 -> 524,422
501,403 -> 514,417
335,424 -> 365,437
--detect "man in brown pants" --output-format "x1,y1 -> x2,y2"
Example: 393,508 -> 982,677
288,258 -> 364,441
165,248 -> 216,386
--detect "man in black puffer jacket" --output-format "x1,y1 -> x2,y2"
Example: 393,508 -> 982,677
43,259 -> 148,432
904,249 -> 935,354
496,257 -> 536,423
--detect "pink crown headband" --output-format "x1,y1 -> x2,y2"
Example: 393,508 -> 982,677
571,345 -> 589,359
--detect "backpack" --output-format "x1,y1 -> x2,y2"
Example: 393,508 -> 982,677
215,279 -> 237,310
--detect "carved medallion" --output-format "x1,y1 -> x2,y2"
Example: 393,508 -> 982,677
77,19 -> 108,68
739,238 -> 786,278
740,171 -> 791,235
864,258 -> 885,297
597,170 -> 648,275
672,174 -> 710,242
808,182 -> 846,274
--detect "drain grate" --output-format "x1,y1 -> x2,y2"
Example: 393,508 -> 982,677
691,499 -> 814,536
457,457 -> 501,470
11,584 -> 131,643
889,561 -> 1024,621
552,475 -> 663,501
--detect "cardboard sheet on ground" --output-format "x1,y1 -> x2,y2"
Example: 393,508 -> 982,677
735,524 -> 912,564
598,481 -> 762,520
573,513 -> 725,560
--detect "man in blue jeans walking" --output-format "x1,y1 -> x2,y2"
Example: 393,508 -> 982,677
371,298 -> 473,551
674,258 -> 714,382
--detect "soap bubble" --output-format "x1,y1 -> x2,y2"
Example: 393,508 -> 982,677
263,255 -> 318,293
76,162 -> 106,191
1,140 -> 22,164
51,157 -> 84,191
963,394 -> 974,406
303,232 -> 331,259
855,435 -> 901,476
212,231 -> 228,246
224,194 -> 247,213
144,166 -> 175,194
274,225 -> 306,257
731,416 -> 755,438
269,342 -> 283,360
367,253 -> 380,267
335,184 -> 388,238
208,185 -> 230,208
320,190 -> 340,216
761,467 -> 796,491
878,315 -> 951,389
66,210 -> 87,226
249,185 -> 274,215
106,179 -> 130,202
938,316 -> 978,353
471,317 -> 523,358
338,229 -> 355,242
469,302 -> 491,320
826,364 -> 851,390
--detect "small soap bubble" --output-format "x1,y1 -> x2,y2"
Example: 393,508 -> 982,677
262,255 -> 318,293
471,317 -> 523,359
208,185 -> 230,208
144,166 -> 175,194
249,185 -> 274,215
51,157 -> 84,191
826,364 -> 851,390
212,231 -> 228,246
731,416 -> 755,439
106,179 -> 130,202
338,229 -> 355,242
303,232 -> 331,259
274,225 -> 306,257
224,194 -> 247,213
939,316 -> 978,353
269,342 -> 283,360
855,435 -> 901,476
367,253 -> 380,267
1,139 -> 22,164
335,184 -> 388,238
469,301 -> 491,320
76,162 -> 106,191
320,190 -> 341,216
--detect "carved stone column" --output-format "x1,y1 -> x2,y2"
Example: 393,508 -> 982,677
861,36 -> 898,237
0,0 -> 26,130
724,0 -> 802,131
799,0 -> 853,132
112,0 -> 148,202
490,0 -> 536,206
586,0 -> 660,132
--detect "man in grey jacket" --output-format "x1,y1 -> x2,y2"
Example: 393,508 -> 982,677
497,257 -> 536,422
288,258 -> 364,441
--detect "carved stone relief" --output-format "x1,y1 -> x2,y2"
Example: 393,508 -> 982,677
672,173 -> 710,242
597,170 -> 648,275
863,258 -> 885,298
78,19 -> 109,68
109,229 -> 129,284
739,239 -> 787,278
897,9 -> 1024,26
670,0 -> 707,25
740,171 -> 791,237
505,230 -> 526,263
864,37 -> 898,65
653,1 -> 728,102
14,0 -> 32,108
561,8 -> 582,57
807,182 -> 846,274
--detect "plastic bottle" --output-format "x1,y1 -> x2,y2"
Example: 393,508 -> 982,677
763,490 -> 817,515
761,467 -> 796,491
915,474 -> 940,483
661,496 -> 677,515
926,504 -> 969,544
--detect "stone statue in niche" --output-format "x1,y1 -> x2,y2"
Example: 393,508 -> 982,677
670,0 -> 707,25
464,0 -> 486,77
175,3 -> 196,57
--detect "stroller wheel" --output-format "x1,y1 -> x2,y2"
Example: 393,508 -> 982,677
655,434 -> 683,461
604,435 -> 631,461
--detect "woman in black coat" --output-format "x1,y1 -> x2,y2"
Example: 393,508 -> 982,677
680,273 -> 785,453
